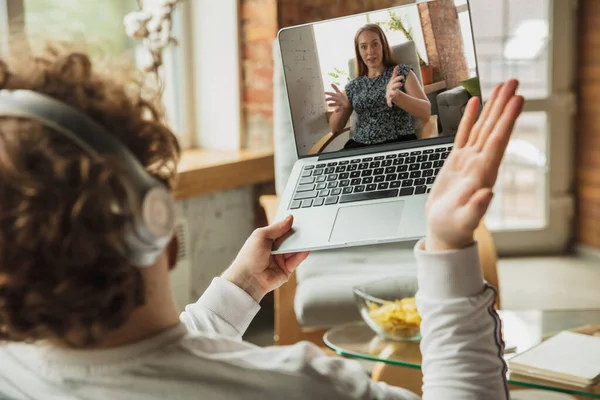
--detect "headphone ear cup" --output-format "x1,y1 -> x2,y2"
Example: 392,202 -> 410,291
141,186 -> 177,243
122,186 -> 176,267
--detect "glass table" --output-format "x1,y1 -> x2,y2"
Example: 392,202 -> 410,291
324,310 -> 600,398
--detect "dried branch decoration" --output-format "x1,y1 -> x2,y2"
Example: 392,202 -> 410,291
123,0 -> 182,75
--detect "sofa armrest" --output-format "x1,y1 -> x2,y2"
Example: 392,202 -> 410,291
436,86 -> 471,136
308,127 -> 351,155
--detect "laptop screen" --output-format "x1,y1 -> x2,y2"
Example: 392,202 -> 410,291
278,0 -> 481,158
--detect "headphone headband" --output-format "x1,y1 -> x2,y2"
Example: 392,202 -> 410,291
0,90 -> 176,266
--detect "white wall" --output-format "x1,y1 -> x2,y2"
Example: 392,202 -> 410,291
180,188 -> 255,298
190,0 -> 241,149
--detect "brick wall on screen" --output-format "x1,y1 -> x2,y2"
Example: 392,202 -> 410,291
576,0 -> 600,248
418,0 -> 468,87
277,0 -> 403,28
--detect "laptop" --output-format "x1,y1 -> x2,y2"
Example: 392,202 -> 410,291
272,0 -> 481,254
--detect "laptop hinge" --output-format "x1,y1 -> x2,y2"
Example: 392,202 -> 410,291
314,136 -> 454,161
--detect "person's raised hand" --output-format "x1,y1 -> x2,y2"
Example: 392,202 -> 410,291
386,65 -> 405,107
425,79 -> 524,251
221,215 -> 310,303
325,84 -> 350,112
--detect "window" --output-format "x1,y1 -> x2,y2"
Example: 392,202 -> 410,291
462,0 -> 576,254
23,0 -> 137,56
1,0 -> 190,147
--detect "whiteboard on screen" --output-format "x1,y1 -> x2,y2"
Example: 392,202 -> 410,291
279,25 -> 331,154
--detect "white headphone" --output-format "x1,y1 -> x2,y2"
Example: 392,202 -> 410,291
0,90 -> 177,266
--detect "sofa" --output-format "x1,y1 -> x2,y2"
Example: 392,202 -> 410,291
436,85 -> 472,136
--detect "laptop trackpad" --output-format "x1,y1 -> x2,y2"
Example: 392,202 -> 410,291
329,201 -> 404,243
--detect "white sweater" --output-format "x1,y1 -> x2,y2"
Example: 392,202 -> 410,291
0,241 -> 508,400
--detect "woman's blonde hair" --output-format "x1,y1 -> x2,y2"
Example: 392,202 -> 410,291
0,43 -> 180,347
353,24 -> 397,77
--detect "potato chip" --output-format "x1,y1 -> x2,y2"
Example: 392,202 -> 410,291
367,297 -> 421,337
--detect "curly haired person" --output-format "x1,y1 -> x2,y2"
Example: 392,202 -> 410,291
0,44 -> 523,400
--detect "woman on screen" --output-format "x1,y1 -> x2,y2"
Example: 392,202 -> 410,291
326,24 -> 431,149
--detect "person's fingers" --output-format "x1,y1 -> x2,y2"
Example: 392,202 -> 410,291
391,65 -> 399,80
467,83 -> 504,147
469,188 -> 494,212
389,79 -> 404,88
257,215 -> 293,240
391,82 -> 403,90
332,84 -> 342,94
474,79 -> 519,151
448,175 -> 483,207
281,251 -> 310,276
483,95 -> 525,173
454,96 -> 481,149
324,92 -> 337,97
273,254 -> 286,270
459,188 -> 494,231
387,95 -> 393,108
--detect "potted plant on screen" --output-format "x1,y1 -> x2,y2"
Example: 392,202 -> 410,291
377,10 -> 433,85
328,67 -> 351,88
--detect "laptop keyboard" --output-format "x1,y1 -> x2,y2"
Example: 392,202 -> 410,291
289,146 -> 451,209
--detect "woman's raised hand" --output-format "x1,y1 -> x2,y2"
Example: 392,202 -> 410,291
325,84 -> 350,112
386,66 -> 405,107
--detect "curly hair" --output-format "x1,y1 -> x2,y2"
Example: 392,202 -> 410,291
0,43 -> 180,347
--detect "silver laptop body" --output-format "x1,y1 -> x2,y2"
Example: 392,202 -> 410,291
272,0 -> 479,254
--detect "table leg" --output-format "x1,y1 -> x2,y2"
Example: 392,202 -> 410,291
371,362 -> 423,396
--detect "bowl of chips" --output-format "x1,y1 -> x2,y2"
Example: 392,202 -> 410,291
353,275 -> 421,341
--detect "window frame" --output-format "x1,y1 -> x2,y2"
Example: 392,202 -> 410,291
160,1 -> 195,149
1,0 -> 197,149
0,0 -> 26,56
463,0 -> 577,256
187,0 -> 243,150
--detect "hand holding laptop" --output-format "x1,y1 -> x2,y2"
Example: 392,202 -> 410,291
425,79 -> 524,251
222,215 -> 310,302
222,80 -> 523,302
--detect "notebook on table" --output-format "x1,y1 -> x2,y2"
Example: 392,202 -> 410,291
508,331 -> 600,388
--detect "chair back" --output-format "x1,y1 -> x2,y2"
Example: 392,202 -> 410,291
348,40 -> 422,83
